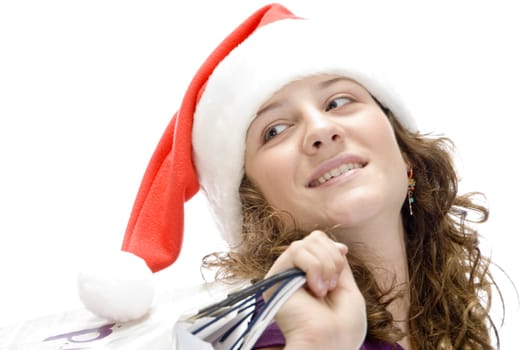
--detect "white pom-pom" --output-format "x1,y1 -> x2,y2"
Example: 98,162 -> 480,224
78,250 -> 154,322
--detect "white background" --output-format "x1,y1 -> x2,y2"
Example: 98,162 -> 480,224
0,1 -> 524,348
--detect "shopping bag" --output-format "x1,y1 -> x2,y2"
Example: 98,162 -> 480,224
0,269 -> 305,349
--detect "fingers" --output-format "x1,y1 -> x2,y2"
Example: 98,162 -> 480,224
266,230 -> 349,297
299,231 -> 347,296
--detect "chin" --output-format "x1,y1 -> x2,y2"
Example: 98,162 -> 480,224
330,192 -> 383,222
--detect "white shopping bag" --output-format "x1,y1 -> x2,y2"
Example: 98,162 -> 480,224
0,269 -> 304,350
0,282 -> 243,350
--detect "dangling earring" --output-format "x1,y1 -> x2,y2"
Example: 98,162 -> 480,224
407,168 -> 416,216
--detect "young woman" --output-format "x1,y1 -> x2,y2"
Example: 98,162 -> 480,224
211,74 -> 498,349
80,3 -> 502,349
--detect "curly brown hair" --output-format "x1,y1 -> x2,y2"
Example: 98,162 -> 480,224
203,110 -> 501,349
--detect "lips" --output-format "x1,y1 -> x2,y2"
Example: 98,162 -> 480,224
307,155 -> 366,188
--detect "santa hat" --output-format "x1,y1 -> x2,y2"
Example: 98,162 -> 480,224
78,3 -> 416,322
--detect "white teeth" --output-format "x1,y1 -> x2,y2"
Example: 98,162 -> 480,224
338,164 -> 348,173
316,163 -> 363,185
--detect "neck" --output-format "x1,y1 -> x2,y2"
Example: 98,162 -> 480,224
334,213 -> 412,337
336,213 -> 409,286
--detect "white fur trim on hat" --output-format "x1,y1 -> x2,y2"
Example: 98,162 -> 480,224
193,18 -> 416,247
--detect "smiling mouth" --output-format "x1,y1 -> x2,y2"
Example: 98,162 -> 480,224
308,162 -> 365,188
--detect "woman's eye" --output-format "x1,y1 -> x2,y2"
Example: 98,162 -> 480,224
263,124 -> 288,142
325,96 -> 353,111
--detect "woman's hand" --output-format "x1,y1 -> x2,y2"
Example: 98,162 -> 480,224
264,231 -> 367,350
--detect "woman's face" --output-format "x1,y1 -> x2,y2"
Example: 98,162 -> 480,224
244,74 -> 408,235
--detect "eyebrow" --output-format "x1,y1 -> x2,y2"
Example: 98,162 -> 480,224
256,101 -> 282,119
255,77 -> 356,118
318,76 -> 355,88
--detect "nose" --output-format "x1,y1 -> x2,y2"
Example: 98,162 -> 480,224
302,109 -> 343,154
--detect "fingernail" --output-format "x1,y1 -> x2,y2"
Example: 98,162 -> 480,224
317,278 -> 327,295
335,242 -> 348,255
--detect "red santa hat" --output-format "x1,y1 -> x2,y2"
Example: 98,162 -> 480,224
78,3 -> 416,322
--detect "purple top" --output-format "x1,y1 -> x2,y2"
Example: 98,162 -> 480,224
252,296 -> 403,349
253,321 -> 403,349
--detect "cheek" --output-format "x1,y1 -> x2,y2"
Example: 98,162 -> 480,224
365,117 -> 401,157
245,149 -> 296,201
363,116 -> 408,194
